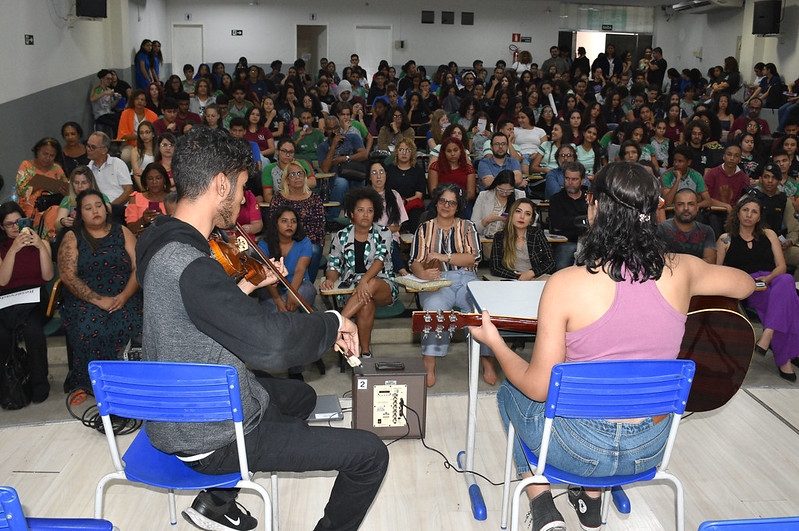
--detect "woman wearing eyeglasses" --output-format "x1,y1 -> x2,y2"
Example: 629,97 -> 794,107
261,139 -> 316,204
377,106 -> 415,152
155,132 -> 176,182
471,170 -> 525,238
270,160 -> 325,281
0,201 -> 54,406
408,183 -> 482,387
387,137 -> 427,232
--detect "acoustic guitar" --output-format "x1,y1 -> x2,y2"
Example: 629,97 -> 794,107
411,295 -> 755,413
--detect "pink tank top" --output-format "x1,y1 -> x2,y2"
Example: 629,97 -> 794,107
565,278 -> 686,363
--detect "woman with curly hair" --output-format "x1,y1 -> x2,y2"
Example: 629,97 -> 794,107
471,162 -> 753,531
320,187 -> 397,358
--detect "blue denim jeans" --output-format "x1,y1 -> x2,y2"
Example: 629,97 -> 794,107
419,269 -> 479,356
497,380 -> 672,478
553,241 -> 577,271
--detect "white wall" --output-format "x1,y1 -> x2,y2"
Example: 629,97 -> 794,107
0,0 -> 129,104
654,0 -> 799,86
163,0 -> 563,71
128,0 -> 169,69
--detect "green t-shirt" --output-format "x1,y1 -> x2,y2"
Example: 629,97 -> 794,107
261,159 -> 313,190
292,128 -> 325,159
662,168 -> 707,194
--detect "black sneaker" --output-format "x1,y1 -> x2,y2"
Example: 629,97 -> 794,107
568,486 -> 602,531
529,491 -> 566,531
182,491 -> 258,531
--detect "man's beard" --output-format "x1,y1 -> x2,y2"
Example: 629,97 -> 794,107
217,190 -> 239,230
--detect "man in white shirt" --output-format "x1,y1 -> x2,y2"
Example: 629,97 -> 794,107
87,131 -> 133,223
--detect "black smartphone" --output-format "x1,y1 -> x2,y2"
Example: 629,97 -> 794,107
16,218 -> 33,231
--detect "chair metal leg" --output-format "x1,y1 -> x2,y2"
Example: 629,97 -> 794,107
500,423 -> 516,530
271,473 -> 279,531
168,489 -> 177,525
600,487 -> 611,526
94,471 -> 125,519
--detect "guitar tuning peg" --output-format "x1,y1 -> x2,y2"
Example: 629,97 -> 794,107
436,309 -> 444,321
423,313 -> 431,323
448,324 -> 457,334
448,313 -> 457,323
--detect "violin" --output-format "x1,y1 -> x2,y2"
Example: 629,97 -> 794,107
208,233 -> 270,286
209,223 -> 361,367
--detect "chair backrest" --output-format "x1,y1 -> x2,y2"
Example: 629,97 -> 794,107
0,486 -> 28,531
88,361 -> 243,423
545,360 -> 696,420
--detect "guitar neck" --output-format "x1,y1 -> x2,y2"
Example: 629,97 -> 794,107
412,311 -> 538,335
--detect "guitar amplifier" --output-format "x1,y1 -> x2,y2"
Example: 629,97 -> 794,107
352,358 -> 427,439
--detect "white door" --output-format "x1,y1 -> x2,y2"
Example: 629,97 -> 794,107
172,25 -> 203,80
354,26 -> 392,79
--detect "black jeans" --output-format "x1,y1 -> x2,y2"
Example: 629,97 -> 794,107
0,301 -> 49,398
191,376 -> 388,531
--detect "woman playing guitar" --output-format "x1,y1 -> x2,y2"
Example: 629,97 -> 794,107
469,162 -> 755,531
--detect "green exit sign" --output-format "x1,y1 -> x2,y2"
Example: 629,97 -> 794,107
231,29 -> 243,36
601,24 -> 613,31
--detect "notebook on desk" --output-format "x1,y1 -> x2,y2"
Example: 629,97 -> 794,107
307,394 -> 344,422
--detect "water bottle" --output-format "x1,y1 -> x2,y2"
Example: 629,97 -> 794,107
9,185 -> 18,202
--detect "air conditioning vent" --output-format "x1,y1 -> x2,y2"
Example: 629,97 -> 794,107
672,0 -> 742,13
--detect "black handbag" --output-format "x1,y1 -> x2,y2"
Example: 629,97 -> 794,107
338,160 -> 367,181
34,193 -> 64,212
1,334 -> 32,410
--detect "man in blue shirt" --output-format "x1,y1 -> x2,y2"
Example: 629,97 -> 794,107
477,132 -> 523,191
317,115 -> 368,220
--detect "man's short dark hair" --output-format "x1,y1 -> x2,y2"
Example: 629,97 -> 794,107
97,69 -> 111,79
496,119 -> 513,132
176,92 -> 190,102
231,83 -> 247,94
215,94 -> 229,105
228,117 -> 247,129
673,144 -> 694,162
183,64 -> 194,72
674,188 -> 699,202
162,98 -> 178,111
653,47 -> 663,54
561,161 -> 586,179
172,127 -> 253,201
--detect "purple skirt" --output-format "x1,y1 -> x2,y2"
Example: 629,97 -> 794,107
748,271 -> 799,366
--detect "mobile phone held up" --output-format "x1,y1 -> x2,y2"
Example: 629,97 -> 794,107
17,218 -> 33,231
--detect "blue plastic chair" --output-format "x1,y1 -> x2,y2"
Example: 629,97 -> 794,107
88,361 -> 278,530
0,486 -> 113,530
500,359 -> 696,531
698,516 -> 799,529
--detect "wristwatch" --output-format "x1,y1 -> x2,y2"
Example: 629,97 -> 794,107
345,155 -> 350,163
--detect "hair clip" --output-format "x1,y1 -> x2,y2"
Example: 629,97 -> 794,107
639,213 -> 651,223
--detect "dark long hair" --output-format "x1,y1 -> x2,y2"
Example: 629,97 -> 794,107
74,190 -> 111,253
265,205 -> 306,259
368,161 -> 401,226
724,196 -> 766,240
577,162 -> 667,282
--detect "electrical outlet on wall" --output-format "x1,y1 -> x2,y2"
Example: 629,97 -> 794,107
24,34 -> 34,45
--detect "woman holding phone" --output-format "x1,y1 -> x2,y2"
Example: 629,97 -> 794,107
125,163 -> 169,235
0,201 -> 54,405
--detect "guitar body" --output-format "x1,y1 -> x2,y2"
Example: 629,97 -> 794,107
412,296 -> 755,413
679,296 -> 755,412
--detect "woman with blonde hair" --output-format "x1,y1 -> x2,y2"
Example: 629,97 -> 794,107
427,109 -> 450,151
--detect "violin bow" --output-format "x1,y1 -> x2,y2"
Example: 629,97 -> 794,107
234,223 -> 314,313
234,223 -> 361,366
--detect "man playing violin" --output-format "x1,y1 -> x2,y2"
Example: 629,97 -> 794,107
136,127 -> 388,531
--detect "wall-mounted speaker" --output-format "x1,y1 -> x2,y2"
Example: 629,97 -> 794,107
752,0 -> 781,35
